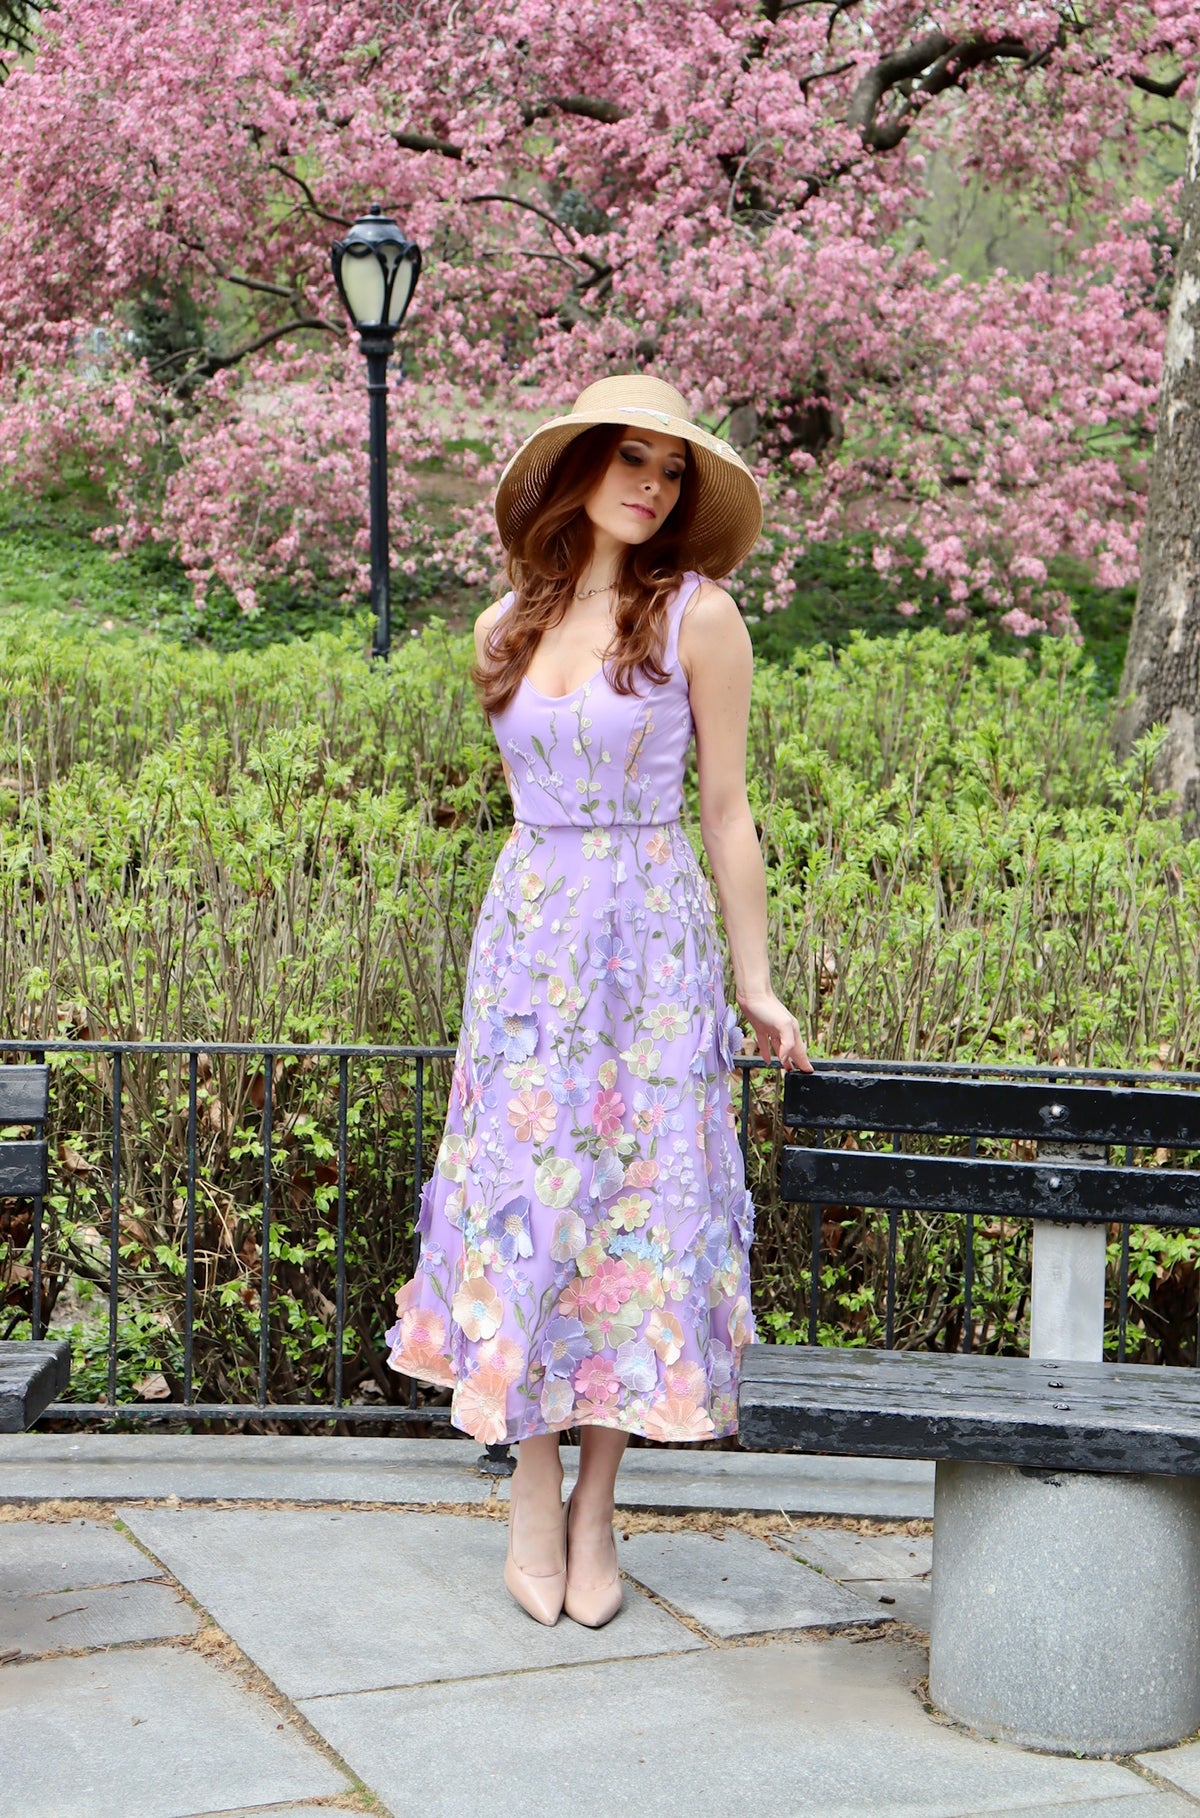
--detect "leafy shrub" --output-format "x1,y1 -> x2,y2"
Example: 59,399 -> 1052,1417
1,614 -> 1195,1410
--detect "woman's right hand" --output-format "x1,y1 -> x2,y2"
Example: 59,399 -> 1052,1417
735,989 -> 813,1073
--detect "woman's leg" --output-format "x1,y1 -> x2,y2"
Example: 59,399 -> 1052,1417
509,1431 -> 566,1572
567,1424 -> 627,1589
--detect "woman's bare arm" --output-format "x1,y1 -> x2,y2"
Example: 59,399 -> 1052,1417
475,601 -> 516,799
680,582 -> 810,1073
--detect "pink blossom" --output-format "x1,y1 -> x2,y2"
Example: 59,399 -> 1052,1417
0,0 -> 1186,626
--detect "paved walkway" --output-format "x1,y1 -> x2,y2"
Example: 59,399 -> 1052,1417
2,1436 -> 1199,1818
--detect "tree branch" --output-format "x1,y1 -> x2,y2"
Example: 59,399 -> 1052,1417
196,317 -> 343,375
851,31 -> 1040,152
847,30 -> 952,142
464,190 -> 610,272
390,94 -> 627,164
219,271 -> 302,302
266,163 -> 353,228
1132,70 -> 1187,98
799,58 -> 855,101
520,94 -> 627,126
177,233 -> 310,305
465,190 -> 576,237
0,0 -> 43,75
392,129 -> 463,159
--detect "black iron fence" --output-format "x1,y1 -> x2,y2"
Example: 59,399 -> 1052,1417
0,1038 -> 763,1432
2,1042 -> 1198,1436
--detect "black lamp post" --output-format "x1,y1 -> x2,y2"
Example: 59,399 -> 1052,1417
330,204 -> 421,661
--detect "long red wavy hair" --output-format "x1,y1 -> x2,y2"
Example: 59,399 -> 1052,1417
472,423 -> 700,717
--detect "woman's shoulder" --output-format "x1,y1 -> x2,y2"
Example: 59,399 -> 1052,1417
475,588 -> 514,639
680,572 -> 740,625
677,573 -> 750,681
476,596 -> 507,631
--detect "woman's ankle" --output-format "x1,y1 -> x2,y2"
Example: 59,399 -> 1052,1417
513,1453 -> 564,1501
566,1491 -> 615,1528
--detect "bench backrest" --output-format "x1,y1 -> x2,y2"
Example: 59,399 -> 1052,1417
780,1066 -> 1200,1363
1,1064 -> 51,1341
0,1064 -> 49,1198
783,1070 -> 1200,1228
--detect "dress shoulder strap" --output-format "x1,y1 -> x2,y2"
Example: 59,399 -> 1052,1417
664,571 -> 706,671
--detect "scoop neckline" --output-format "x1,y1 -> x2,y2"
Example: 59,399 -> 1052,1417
519,667 -> 604,703
511,571 -> 701,703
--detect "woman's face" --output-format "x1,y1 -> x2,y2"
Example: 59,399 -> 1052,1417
582,428 -> 687,549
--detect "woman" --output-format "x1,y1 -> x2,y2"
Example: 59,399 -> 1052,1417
386,374 -> 810,1629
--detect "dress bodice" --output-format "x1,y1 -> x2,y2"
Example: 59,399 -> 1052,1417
488,572 -> 703,828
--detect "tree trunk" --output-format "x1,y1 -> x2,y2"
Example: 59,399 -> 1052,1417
1113,89 -> 1200,830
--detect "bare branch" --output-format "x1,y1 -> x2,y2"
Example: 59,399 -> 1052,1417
798,58 -> 855,100
851,31 -> 1035,152
464,190 -> 610,272
465,190 -> 575,237
847,30 -> 952,141
0,0 -> 43,76
1132,70 -> 1187,98
392,130 -> 464,159
521,94 -> 627,127
177,232 -> 309,305
219,271 -> 302,302
196,318 -> 343,375
267,163 -> 353,228
388,94 -> 626,162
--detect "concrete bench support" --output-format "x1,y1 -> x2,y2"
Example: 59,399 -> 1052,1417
930,1140 -> 1200,1754
929,1459 -> 1200,1752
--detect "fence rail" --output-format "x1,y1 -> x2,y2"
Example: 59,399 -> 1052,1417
2,1042 -> 1198,1434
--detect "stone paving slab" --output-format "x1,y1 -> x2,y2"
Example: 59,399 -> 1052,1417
619,1527 -> 888,1637
773,1525 -> 934,1581
1,1578 -> 198,1655
1136,1740 -> 1200,1797
0,1432 -> 936,1518
124,1506 -> 705,1700
0,1516 -> 160,1595
771,1525 -> 934,1630
840,1577 -> 932,1627
191,1811 -> 351,1818
297,1635 -> 1150,1818
983,1800 -> 1196,1817
0,1645 -> 349,1818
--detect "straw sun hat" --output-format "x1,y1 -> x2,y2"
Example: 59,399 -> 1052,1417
494,374 -> 763,579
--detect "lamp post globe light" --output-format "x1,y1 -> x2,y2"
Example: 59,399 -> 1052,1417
330,203 -> 421,661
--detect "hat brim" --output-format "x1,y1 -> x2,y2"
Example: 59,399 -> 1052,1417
494,407 -> 763,580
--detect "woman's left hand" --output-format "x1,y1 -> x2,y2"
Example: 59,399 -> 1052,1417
736,989 -> 814,1073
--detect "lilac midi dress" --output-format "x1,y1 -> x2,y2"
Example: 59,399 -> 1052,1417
385,571 -> 759,1444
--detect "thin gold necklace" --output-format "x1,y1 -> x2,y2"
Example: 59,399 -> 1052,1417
574,580 -> 617,601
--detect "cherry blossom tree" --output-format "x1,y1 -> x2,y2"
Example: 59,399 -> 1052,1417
0,1 -> 1193,620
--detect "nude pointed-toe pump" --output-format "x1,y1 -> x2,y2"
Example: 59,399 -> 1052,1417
563,1492 -> 623,1629
503,1484 -> 567,1626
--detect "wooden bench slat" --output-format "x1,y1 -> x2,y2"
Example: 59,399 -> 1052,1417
782,1146 -> 1200,1227
784,1070 -> 1200,1147
0,1340 -> 71,1434
738,1346 -> 1200,1476
0,1064 -> 49,1125
0,1140 -> 48,1197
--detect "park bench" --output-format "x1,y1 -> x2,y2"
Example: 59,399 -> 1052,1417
0,1063 -> 69,1433
738,1063 -> 1200,1757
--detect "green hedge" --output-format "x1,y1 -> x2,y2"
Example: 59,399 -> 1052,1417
1,613 -> 1196,1408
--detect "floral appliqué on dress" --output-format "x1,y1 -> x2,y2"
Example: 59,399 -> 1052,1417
385,572 -> 758,1442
